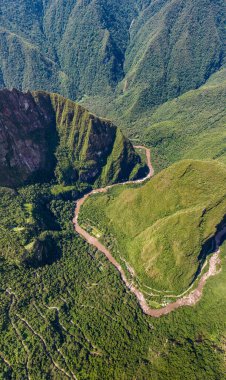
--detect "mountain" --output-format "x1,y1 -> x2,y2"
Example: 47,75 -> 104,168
1,180 -> 225,380
0,0 -> 141,98
0,88 -> 146,267
111,0 -> 225,115
0,0 -> 225,118
0,29 -> 67,96
0,88 -> 145,188
142,68 -> 226,170
0,2 -> 226,379
79,159 -> 226,293
83,68 -> 226,172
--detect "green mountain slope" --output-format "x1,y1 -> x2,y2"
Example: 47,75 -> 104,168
0,89 -> 145,188
0,0 -> 225,115
113,0 -> 225,114
1,182 -> 226,379
0,29 -> 69,96
79,159 -> 226,293
142,70 -> 226,170
0,0 -> 140,98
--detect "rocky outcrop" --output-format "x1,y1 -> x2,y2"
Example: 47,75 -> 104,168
22,233 -> 59,268
0,89 -> 57,186
0,89 -> 145,187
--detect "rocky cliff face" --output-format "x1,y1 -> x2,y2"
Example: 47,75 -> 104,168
0,89 -> 145,187
0,89 -> 57,186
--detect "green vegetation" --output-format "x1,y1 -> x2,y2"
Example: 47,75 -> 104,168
142,75 -> 226,171
1,1 -> 225,182
50,185 -> 77,197
0,89 -> 145,188
0,0 -> 140,99
42,92 -> 145,187
80,69 -> 226,176
0,28 -> 68,96
0,185 -> 58,266
0,0 -> 225,118
79,159 -> 226,294
0,183 -> 226,379
0,1 -> 226,378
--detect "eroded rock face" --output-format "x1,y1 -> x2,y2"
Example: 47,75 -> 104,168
0,89 -> 57,186
0,89 -> 145,187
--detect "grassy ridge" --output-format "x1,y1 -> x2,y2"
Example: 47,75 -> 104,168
0,89 -> 145,188
37,91 -> 146,186
79,159 -> 226,293
142,74 -> 226,171
0,0 -> 225,113
0,184 -> 226,378
80,71 -> 226,175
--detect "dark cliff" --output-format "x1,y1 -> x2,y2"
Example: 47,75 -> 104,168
0,88 -> 146,188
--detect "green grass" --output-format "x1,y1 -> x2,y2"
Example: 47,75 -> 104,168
79,159 -> 226,294
50,184 -> 77,196
24,240 -> 35,251
34,91 -> 144,187
142,78 -> 226,171
23,203 -> 34,224
80,70 -> 226,176
0,89 -> 145,188
0,181 -> 226,379
90,226 -> 103,239
13,226 -> 26,232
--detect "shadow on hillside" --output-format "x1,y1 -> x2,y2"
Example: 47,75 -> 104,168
190,215 -> 226,286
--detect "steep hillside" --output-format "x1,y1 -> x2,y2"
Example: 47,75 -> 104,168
0,185 -> 60,267
1,179 -> 226,379
142,70 -> 226,170
0,0 -> 225,117
79,159 -> 226,293
0,0 -> 141,98
0,89 -> 145,188
113,0 -> 225,115
0,29 -> 69,96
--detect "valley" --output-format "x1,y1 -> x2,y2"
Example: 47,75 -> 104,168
0,87 -> 225,379
75,146 -> 226,316
1,177 -> 226,379
0,1 -> 225,378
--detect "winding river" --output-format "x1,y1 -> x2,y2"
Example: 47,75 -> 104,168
73,146 -> 224,318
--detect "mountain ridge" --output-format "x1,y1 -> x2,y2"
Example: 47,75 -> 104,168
79,158 -> 226,294
0,0 -> 225,118
0,88 -> 146,188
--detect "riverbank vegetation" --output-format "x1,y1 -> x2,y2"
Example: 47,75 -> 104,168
79,159 -> 226,295
0,181 -> 226,379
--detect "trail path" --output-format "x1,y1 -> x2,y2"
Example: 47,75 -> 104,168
73,146 -> 225,318
0,352 -> 12,370
5,290 -> 78,380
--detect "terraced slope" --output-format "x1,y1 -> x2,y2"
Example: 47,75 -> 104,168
79,159 -> 226,294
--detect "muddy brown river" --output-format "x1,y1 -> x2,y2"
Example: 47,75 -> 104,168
73,146 -> 224,317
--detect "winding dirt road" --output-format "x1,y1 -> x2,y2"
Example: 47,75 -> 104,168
73,146 -> 224,318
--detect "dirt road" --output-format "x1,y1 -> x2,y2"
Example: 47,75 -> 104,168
73,146 -> 224,317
